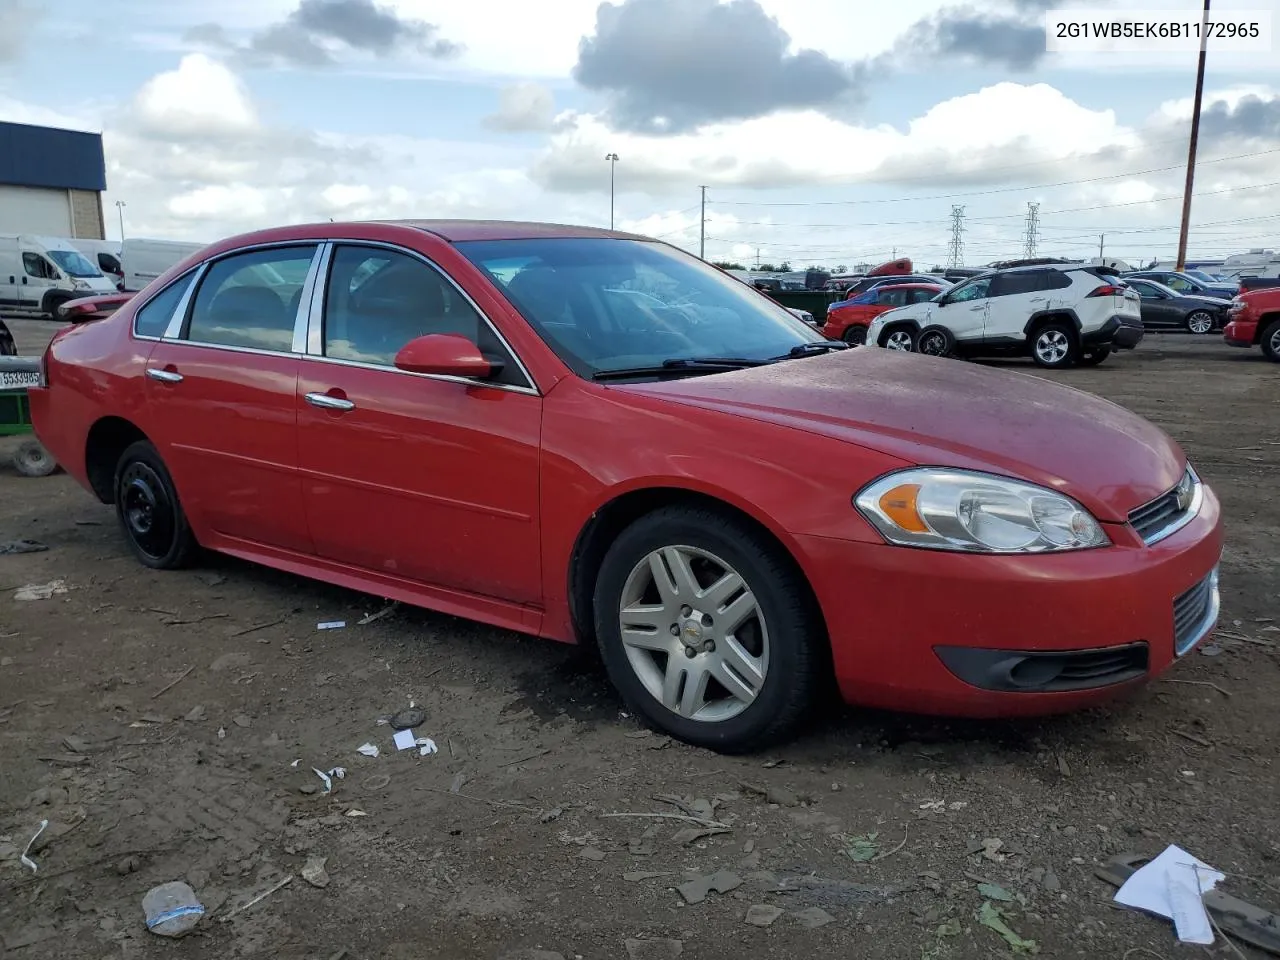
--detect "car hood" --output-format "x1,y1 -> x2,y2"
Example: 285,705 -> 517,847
620,349 -> 1184,522
1180,294 -> 1231,307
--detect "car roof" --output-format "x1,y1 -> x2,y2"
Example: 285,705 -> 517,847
864,282 -> 943,289
396,220 -> 650,242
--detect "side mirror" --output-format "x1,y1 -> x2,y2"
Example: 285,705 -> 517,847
394,333 -> 495,379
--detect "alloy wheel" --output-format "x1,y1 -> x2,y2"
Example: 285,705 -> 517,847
1035,329 -> 1070,365
1270,325 -> 1280,357
885,330 -> 914,351
1186,311 -> 1214,334
119,461 -> 177,561
617,545 -> 769,723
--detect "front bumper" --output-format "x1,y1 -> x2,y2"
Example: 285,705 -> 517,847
795,484 -> 1223,718
1223,318 -> 1256,347
1084,315 -> 1144,350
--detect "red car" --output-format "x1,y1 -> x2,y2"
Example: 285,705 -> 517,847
1223,286 -> 1280,362
30,221 -> 1223,752
822,283 -> 945,345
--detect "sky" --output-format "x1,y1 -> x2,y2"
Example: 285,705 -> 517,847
2,0 -> 1279,270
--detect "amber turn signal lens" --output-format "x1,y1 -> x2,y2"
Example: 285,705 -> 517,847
878,483 -> 929,533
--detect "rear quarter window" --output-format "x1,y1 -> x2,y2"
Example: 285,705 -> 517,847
133,272 -> 196,338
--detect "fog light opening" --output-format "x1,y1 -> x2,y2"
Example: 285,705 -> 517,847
1007,656 -> 1064,689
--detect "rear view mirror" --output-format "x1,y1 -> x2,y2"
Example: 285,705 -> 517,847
394,334 -> 495,379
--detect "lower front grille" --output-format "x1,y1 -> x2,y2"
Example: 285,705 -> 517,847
1173,566 -> 1220,656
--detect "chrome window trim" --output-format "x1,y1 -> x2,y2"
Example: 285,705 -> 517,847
304,243 -> 334,356
305,238 -> 538,394
161,262 -> 211,341
291,245 -> 328,354
301,352 -> 539,397
132,268 -> 200,342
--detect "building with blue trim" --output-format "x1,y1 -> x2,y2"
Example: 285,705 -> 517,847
0,121 -> 107,239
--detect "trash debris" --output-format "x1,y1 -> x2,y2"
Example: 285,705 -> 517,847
839,832 -> 879,862
221,875 -> 293,920
312,767 -> 346,794
677,869 -> 742,905
623,871 -> 668,882
671,826 -> 730,845
792,906 -> 836,929
14,580 -> 68,601
185,705 -> 207,723
745,904 -> 783,926
579,847 -> 606,861
317,621 -> 346,631
364,774 -> 391,790
417,738 -> 438,757
290,759 -> 301,767
357,743 -> 380,758
301,856 -> 330,888
390,707 -> 426,730
142,881 -> 205,938
1113,845 -> 1224,945
345,809 -> 367,818
19,820 -> 48,872
977,882 -> 1015,902
977,901 -> 1038,954
357,602 -> 399,625
217,727 -> 226,740
0,539 -> 48,555
393,729 -> 416,751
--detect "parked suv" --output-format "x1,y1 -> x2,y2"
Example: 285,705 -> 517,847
865,264 -> 1144,368
1223,287 -> 1280,362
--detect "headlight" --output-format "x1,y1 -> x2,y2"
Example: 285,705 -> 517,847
71,279 -> 90,290
854,468 -> 1110,553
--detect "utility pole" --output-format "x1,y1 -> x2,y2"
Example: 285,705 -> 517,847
115,200 -> 127,242
605,153 -> 619,230
1175,0 -> 1211,271
1023,202 -> 1040,259
699,185 -> 707,260
755,247 -> 761,269
947,206 -> 965,269
1099,233 -> 1105,258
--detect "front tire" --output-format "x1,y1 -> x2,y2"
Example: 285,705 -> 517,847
592,506 -> 823,753
1184,310 -> 1214,334
882,327 -> 915,351
1262,319 -> 1280,363
1031,322 -> 1078,369
114,441 -> 198,569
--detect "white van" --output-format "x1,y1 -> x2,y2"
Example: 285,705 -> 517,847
120,238 -> 205,292
69,239 -> 125,290
0,235 -> 120,317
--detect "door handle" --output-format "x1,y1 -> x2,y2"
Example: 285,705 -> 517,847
969,305 -> 985,311
146,368 -> 183,383
1029,297 -> 1046,302
305,392 -> 355,411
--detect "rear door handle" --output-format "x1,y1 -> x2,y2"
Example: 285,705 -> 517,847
305,392 -> 355,411
970,305 -> 985,311
146,368 -> 183,383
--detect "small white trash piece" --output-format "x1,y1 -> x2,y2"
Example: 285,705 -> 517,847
312,766 -> 346,794
143,881 -> 205,938
316,620 -> 346,630
14,580 -> 68,602
1114,844 -> 1225,945
20,819 -> 48,872
357,743 -> 380,758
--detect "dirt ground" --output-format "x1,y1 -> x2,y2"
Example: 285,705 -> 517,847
2,319 -> 1278,960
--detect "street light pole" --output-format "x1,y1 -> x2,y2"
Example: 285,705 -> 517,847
605,153 -> 619,229
1175,0 -> 1211,271
115,200 -> 127,242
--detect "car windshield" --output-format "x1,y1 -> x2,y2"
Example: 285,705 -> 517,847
1186,270 -> 1224,285
47,249 -> 102,278
455,238 -> 823,378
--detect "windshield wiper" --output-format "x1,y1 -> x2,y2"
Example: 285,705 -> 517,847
777,341 -> 848,359
592,357 -> 770,381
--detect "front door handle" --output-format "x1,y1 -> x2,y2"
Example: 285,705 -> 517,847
305,391 -> 355,411
146,368 -> 183,383
970,305 -> 985,311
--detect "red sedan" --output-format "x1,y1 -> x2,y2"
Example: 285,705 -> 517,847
30,221 -> 1223,752
822,282 -> 946,345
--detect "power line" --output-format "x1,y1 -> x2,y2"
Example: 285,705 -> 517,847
706,147 -> 1280,208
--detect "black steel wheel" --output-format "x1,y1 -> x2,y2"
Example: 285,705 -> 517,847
842,325 -> 867,346
114,441 -> 197,569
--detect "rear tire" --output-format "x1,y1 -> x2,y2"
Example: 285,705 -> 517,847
1262,319 -> 1280,363
842,325 -> 867,346
14,439 -> 58,477
114,441 -> 198,569
916,326 -> 955,358
1184,310 -> 1214,334
1078,347 -> 1112,367
1031,322 -> 1078,369
0,321 -> 15,356
592,505 -> 823,753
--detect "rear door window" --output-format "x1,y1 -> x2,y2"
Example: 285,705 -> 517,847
185,246 -> 317,351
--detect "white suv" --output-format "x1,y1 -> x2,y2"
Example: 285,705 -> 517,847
864,264 -> 1144,368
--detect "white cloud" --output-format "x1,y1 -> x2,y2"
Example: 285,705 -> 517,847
131,54 -> 259,139
483,82 -> 558,132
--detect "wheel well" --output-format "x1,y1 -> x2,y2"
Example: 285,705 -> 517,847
877,319 -> 919,346
42,290 -> 73,315
1258,312 -> 1280,344
567,487 -> 828,652
84,417 -> 149,503
1024,312 -> 1080,341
